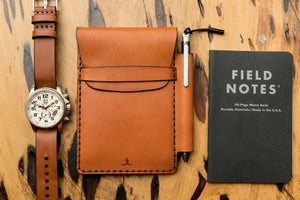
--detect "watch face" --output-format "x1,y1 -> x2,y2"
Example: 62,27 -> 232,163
25,88 -> 65,128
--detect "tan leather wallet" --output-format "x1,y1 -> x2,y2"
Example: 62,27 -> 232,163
76,27 -> 193,174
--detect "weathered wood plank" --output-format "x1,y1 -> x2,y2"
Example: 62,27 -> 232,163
0,0 -> 299,199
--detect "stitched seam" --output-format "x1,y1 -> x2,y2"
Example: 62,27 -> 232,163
173,67 -> 176,170
78,61 -> 82,170
78,57 -> 176,173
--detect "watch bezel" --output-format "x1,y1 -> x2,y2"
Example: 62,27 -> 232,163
25,87 -> 66,129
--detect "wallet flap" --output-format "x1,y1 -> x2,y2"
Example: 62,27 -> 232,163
76,27 -> 177,67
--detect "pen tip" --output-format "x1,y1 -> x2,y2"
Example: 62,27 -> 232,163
182,152 -> 190,162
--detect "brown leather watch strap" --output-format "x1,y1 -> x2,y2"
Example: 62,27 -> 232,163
32,6 -> 57,89
32,6 -> 59,200
36,129 -> 58,200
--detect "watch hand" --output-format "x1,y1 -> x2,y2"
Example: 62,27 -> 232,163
34,102 -> 45,109
45,102 -> 55,109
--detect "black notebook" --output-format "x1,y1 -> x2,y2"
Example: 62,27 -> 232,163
208,50 -> 293,183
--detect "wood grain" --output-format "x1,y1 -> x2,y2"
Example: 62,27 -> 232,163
0,0 -> 299,199
193,54 -> 208,123
150,175 -> 159,200
116,184 -> 127,200
23,42 -> 34,90
190,172 -> 206,200
0,181 -> 9,200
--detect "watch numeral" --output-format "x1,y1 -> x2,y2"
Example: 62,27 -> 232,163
55,100 -> 58,104
51,117 -> 54,121
43,94 -> 48,98
57,106 -> 60,110
31,107 -> 36,111
51,96 -> 53,99
39,117 -> 42,121
44,120 -> 48,123
38,96 -> 41,100
53,110 -> 57,116
32,101 -> 37,104
34,113 -> 37,117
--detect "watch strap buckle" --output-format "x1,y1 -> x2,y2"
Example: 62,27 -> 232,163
33,0 -> 58,12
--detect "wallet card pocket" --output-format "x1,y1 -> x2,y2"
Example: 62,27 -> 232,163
77,65 -> 178,174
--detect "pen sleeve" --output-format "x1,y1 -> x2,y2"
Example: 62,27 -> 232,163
175,53 -> 194,153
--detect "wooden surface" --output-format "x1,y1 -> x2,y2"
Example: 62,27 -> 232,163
0,0 -> 299,199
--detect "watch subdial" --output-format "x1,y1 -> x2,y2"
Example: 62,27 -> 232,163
45,102 -> 58,122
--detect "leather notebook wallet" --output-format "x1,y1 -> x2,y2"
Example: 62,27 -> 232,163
76,27 -> 193,174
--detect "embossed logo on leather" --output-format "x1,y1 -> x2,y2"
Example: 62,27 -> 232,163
122,158 -> 132,166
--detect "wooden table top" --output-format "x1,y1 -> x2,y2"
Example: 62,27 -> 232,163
0,0 -> 299,199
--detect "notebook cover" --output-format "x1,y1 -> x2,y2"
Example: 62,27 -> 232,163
76,27 -> 194,174
208,50 -> 293,183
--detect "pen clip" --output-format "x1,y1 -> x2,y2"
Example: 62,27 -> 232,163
182,31 -> 190,87
181,26 -> 224,88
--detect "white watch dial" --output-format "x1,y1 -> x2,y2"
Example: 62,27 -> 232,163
25,88 -> 65,128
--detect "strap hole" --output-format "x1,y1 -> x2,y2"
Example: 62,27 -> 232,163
51,11 -> 54,13
44,164 -> 49,168
41,26 -> 44,28
41,11 -> 44,14
45,179 -> 49,183
46,25 -> 48,28
45,194 -> 50,198
46,11 -> 49,13
45,186 -> 49,190
50,25 -> 53,28
35,26 -> 38,29
44,157 -> 49,160
44,172 -> 49,176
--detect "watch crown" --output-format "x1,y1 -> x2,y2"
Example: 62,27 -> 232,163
66,103 -> 71,110
60,87 -> 71,122
63,93 -> 69,99
64,101 -> 71,121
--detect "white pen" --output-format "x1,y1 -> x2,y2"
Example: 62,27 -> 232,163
182,31 -> 190,87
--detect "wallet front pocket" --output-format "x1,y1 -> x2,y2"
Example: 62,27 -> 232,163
78,65 -> 178,173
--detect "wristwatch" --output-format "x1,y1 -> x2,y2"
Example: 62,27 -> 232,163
25,1 -> 70,199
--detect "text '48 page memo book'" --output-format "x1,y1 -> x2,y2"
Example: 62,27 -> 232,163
208,50 -> 293,183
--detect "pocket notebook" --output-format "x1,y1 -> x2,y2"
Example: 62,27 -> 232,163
76,27 -> 193,174
208,50 -> 293,183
